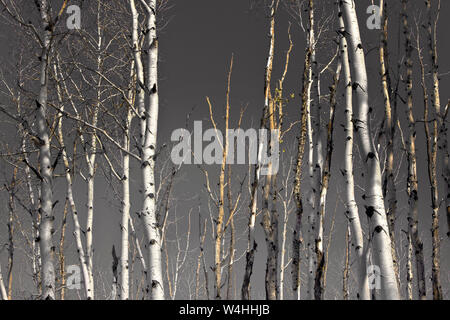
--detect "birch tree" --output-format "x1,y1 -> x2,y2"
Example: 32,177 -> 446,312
305,0 -> 319,299
401,0 -> 426,299
129,0 -> 165,300
35,0 -> 58,300
291,0 -> 314,300
337,2 -> 370,300
341,0 -> 399,300
417,0 -> 443,299
378,0 -> 400,290
242,0 -> 279,300
314,44 -> 341,300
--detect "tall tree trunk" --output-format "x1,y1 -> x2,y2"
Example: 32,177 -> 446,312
341,0 -> 399,300
379,0 -> 400,292
120,65 -> 135,300
262,96 -> 278,300
130,0 -> 165,300
425,0 -> 443,300
22,138 -> 41,291
6,172 -> 16,300
305,0 -> 319,300
277,32 -> 292,299
84,9 -> 103,297
444,102 -> 450,238
261,1 -> 280,300
226,166 -> 236,300
337,2 -> 370,300
54,60 -> 93,299
37,0 -> 55,300
314,50 -> 341,300
402,0 -> 426,299
212,55 -> 233,300
241,0 -> 279,300
292,3 -> 313,299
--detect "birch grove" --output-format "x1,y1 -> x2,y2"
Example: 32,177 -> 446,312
0,0 -> 448,301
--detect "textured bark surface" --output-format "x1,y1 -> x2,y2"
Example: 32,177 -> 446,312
305,0 -> 319,300
337,2 -> 370,300
130,0 -> 164,300
402,0 -> 426,299
341,0 -> 399,300
54,63 -> 93,299
425,0 -> 443,300
379,0 -> 400,292
314,51 -> 341,300
242,1 -> 279,300
292,2 -> 313,300
37,0 -> 56,300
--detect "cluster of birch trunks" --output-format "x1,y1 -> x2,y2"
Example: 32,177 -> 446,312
0,0 -> 448,300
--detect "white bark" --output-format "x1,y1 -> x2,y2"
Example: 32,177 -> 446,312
305,0 -> 317,300
338,2 -> 370,300
120,148 -> 131,300
341,0 -> 400,300
54,61 -> 94,300
242,1 -> 278,300
379,0 -> 400,290
120,65 -> 135,300
130,0 -> 164,300
402,0 -> 426,299
426,0 -> 443,300
84,5 -> 103,297
37,0 -> 55,300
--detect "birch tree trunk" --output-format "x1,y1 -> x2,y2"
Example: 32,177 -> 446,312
277,29 -> 293,301
444,106 -> 450,237
261,1 -> 280,300
54,58 -> 94,299
120,119 -> 131,300
337,2 -> 370,300
84,6 -> 104,297
314,52 -> 341,300
425,0 -> 443,300
341,0 -> 399,300
305,0 -> 319,300
130,0 -> 165,300
37,0 -> 55,300
379,0 -> 400,291
291,47 -> 310,301
226,164 -> 236,300
402,0 -> 426,299
241,1 -> 278,300
262,96 -> 278,300
120,64 -> 135,300
292,3 -> 314,299
6,173 -> 16,300
22,138 -> 41,291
